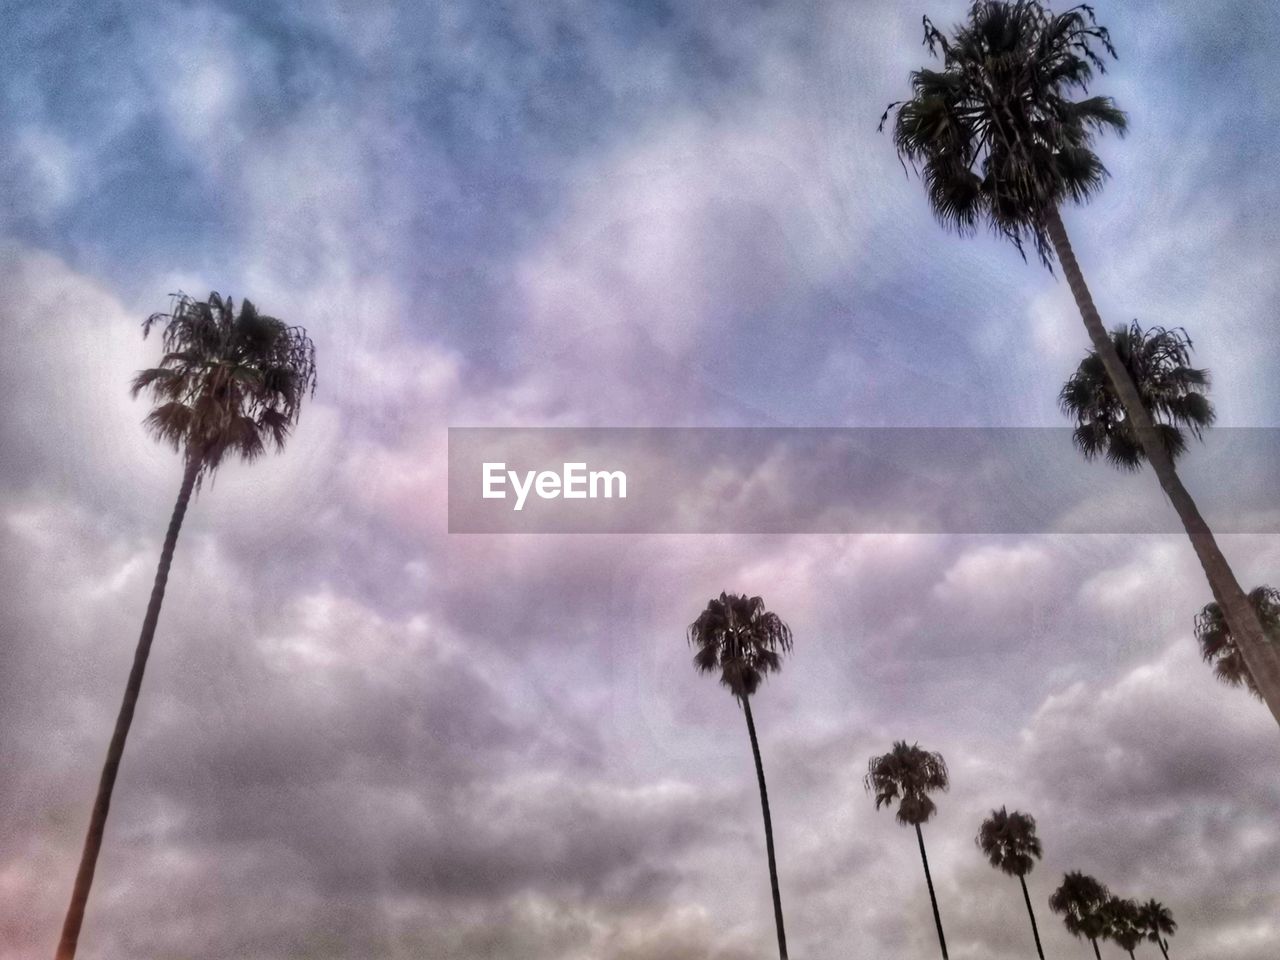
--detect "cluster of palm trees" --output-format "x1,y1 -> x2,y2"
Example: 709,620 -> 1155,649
1050,874 -> 1177,960
691,595 -> 1179,958
681,7 -> 1278,955
879,0 -> 1280,721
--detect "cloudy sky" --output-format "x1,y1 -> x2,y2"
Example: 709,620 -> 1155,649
3,0 -> 1280,957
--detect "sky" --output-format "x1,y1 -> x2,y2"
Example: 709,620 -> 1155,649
2,0 -> 1280,957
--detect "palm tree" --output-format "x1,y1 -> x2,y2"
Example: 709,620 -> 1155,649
1060,321 -> 1280,711
977,807 -> 1046,958
866,742 -> 951,958
882,0 -> 1280,725
1059,321 -> 1214,470
1195,586 -> 1280,700
1102,896 -> 1144,959
688,592 -> 794,959
56,293 -> 317,960
1049,871 -> 1109,959
1138,899 -> 1177,958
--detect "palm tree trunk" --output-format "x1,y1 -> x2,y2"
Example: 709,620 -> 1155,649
1159,937 -> 1170,958
741,695 -> 787,959
1090,937 -> 1101,959
1045,206 -> 1280,728
56,456 -> 201,960
1018,874 -> 1045,959
914,823 -> 948,959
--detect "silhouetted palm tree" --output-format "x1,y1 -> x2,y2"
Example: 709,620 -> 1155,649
1049,871 -> 1109,959
882,0 -> 1280,724
1196,586 -> 1280,700
1060,322 -> 1214,469
1103,896 -> 1144,958
689,593 -> 794,959
977,807 -> 1046,958
1138,899 -> 1177,958
866,742 -> 951,958
56,293 -> 317,960
1060,321 -> 1280,713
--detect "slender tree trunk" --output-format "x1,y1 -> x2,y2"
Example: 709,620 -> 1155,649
1018,874 -> 1045,959
56,457 -> 201,960
1091,937 -> 1101,959
741,696 -> 787,959
1045,207 -> 1280,727
914,823 -> 948,959
1159,938 -> 1170,958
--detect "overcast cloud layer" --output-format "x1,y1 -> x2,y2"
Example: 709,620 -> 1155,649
2,1 -> 1280,958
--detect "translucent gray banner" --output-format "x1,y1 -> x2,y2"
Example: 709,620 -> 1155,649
447,428 -> 1280,534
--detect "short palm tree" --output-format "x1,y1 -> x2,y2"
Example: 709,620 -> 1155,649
1138,899 -> 1177,958
883,0 -> 1280,725
1103,896 -> 1144,958
689,593 -> 794,959
977,807 -> 1046,958
56,293 -> 317,960
866,742 -> 951,958
1049,871 -> 1110,959
1195,586 -> 1280,701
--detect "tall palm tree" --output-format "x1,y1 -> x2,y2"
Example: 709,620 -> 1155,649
1049,871 -> 1109,959
688,592 -> 794,959
882,0 -> 1280,725
866,742 -> 951,958
1138,899 -> 1177,958
977,807 -> 1046,958
1195,586 -> 1280,701
1103,896 -> 1144,959
56,293 -> 317,960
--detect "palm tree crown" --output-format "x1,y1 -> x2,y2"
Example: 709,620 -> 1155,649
977,807 -> 1042,877
1049,871 -> 1109,944
1195,586 -> 1280,700
881,0 -> 1127,263
865,741 -> 950,826
132,292 -> 318,479
1138,899 -> 1177,949
1060,320 -> 1214,469
1103,896 -> 1144,954
688,592 -> 793,699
